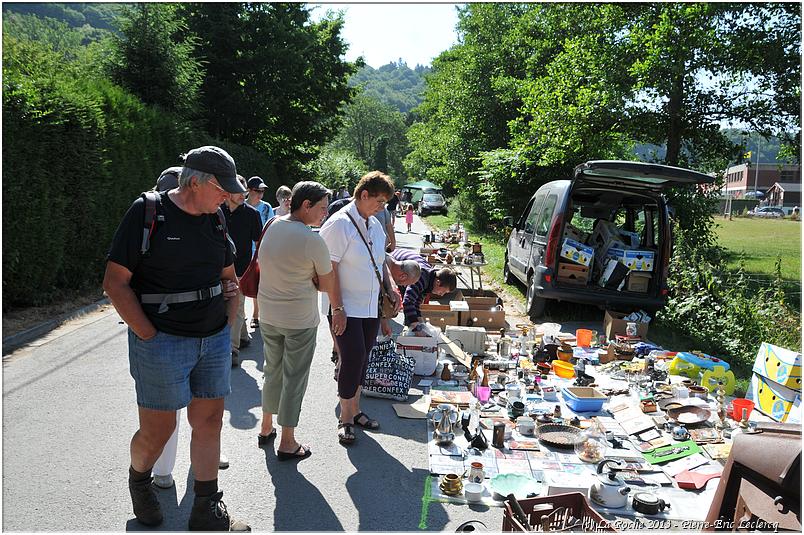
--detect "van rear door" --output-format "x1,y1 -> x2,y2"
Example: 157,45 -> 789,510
574,161 -> 715,191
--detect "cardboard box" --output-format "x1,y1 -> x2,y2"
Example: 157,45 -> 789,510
589,220 -> 623,249
560,238 -> 594,267
752,343 -> 802,391
557,262 -> 590,285
747,373 -> 799,422
396,334 -> 439,375
461,297 -> 506,330
604,310 -> 649,340
606,248 -> 656,272
563,223 -> 588,244
626,272 -> 651,293
420,304 -> 460,332
444,326 -> 487,354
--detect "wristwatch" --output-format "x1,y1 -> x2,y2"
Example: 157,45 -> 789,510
332,306 -> 345,314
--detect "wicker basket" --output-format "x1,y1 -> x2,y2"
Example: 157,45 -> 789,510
502,492 -> 616,532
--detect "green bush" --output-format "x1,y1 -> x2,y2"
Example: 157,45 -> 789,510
658,229 -> 801,376
2,34 -> 275,309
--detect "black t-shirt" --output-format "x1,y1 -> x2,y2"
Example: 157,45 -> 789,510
387,195 -> 400,212
221,202 -> 262,276
106,192 -> 235,337
326,198 -> 351,220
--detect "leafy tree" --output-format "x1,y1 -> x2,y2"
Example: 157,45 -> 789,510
107,4 -> 203,116
303,146 -> 367,191
350,61 -> 431,114
179,3 -> 357,179
332,93 -> 408,178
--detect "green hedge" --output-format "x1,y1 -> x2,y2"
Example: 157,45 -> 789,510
2,36 -> 277,309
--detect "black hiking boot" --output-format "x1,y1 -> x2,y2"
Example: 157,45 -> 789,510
128,476 -> 163,526
188,491 -> 250,532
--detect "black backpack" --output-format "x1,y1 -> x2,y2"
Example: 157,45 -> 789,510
139,191 -> 235,257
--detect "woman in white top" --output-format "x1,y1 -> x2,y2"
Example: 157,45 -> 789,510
319,171 -> 399,445
256,181 -> 345,460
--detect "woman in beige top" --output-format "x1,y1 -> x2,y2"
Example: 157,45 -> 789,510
256,181 -> 345,461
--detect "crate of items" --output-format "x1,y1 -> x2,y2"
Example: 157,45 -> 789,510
502,492 -> 615,532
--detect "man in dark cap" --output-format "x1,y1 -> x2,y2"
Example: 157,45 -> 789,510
103,146 -> 250,531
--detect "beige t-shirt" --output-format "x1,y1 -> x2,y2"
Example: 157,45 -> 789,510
257,218 -> 332,329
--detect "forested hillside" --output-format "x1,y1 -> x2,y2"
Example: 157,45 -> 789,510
2,3 -> 122,30
350,61 -> 430,114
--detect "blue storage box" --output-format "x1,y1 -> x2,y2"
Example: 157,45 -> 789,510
561,387 -> 609,412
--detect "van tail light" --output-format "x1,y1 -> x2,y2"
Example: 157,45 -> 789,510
543,212 -> 564,268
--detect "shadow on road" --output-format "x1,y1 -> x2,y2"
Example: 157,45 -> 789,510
263,447 -> 344,531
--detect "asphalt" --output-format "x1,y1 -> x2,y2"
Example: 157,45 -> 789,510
2,213 -> 508,532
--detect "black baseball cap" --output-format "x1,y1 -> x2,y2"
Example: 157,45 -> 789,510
247,176 -> 267,191
183,146 -> 245,193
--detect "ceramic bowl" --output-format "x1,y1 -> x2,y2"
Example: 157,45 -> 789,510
464,482 -> 484,503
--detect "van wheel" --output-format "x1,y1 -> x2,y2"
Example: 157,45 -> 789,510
503,256 -> 515,284
526,273 -> 547,320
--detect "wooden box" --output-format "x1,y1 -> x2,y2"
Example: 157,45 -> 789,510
420,304 -> 460,332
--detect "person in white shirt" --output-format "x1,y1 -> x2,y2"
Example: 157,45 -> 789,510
319,171 -> 399,445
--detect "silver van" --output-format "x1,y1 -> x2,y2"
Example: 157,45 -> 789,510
503,160 -> 714,320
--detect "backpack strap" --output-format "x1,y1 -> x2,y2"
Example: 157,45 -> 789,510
215,207 -> 236,257
140,191 -> 165,256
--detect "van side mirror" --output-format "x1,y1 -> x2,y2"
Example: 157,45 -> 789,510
503,216 -> 514,228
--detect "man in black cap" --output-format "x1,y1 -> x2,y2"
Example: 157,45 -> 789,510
223,175 -> 263,365
103,145 -> 250,531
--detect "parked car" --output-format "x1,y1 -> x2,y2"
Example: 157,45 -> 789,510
418,193 -> 447,215
503,160 -> 714,320
748,206 -> 785,218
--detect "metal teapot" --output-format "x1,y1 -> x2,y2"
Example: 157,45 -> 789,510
431,403 -> 459,445
588,460 -> 631,508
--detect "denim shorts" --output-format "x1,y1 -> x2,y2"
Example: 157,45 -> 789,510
128,325 -> 232,411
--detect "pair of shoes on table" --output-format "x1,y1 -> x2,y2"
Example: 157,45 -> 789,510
257,429 -> 277,447
277,444 -> 312,462
152,474 -> 174,489
188,491 -> 250,531
250,318 -> 259,329
231,349 -> 240,367
129,476 -> 163,526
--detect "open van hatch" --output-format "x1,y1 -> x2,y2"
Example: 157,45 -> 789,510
575,160 -> 715,191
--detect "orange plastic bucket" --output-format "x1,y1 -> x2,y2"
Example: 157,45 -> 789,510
731,398 -> 755,421
575,329 -> 593,347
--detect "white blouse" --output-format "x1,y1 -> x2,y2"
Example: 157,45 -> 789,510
319,201 -> 388,318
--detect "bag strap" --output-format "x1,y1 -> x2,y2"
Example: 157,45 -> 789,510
215,207 -> 237,257
345,212 -> 385,290
251,216 -> 278,262
140,191 -> 164,255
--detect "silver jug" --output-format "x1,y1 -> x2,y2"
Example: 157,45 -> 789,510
432,403 -> 459,445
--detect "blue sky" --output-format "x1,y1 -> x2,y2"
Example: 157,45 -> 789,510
308,3 -> 461,68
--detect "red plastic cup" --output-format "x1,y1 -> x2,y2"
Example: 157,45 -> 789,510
731,398 -> 755,421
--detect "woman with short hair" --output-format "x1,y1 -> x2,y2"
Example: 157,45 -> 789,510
257,181 -> 345,460
319,171 -> 399,445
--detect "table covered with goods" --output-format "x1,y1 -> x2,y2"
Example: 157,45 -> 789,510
385,315 -> 803,532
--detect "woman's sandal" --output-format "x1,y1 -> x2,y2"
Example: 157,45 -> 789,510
257,429 -> 277,447
338,423 -> 356,445
353,411 -> 380,430
277,444 -> 312,461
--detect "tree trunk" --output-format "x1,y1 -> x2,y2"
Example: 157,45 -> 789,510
665,74 -> 684,166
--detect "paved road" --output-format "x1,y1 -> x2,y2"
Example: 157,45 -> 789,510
2,213 -> 505,532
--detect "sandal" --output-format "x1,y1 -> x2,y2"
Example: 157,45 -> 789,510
338,423 -> 355,445
250,318 -> 259,329
353,411 -> 380,430
257,429 -> 277,447
277,444 -> 312,462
